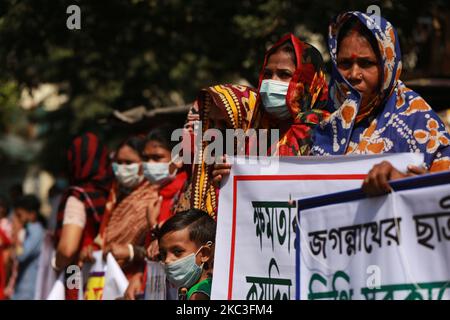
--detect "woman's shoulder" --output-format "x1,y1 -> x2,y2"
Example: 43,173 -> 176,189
385,86 -> 448,130
389,84 -> 441,119
64,195 -> 86,212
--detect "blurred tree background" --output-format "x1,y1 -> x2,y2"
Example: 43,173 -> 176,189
0,0 -> 449,195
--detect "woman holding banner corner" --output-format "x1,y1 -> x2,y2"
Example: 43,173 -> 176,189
213,11 -> 450,196
312,11 -> 450,194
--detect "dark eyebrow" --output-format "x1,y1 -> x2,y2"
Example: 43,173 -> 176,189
357,57 -> 377,61
338,56 -> 375,61
276,68 -> 293,73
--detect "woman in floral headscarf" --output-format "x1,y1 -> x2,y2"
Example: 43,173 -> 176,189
312,11 -> 450,195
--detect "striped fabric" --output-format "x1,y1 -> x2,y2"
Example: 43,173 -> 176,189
104,181 -> 157,247
55,132 -> 112,249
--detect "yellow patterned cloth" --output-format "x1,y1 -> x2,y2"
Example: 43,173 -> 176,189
190,84 -> 258,217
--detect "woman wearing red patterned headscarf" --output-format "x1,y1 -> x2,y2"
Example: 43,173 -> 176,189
250,33 -> 330,156
212,34 -> 330,184
52,132 -> 112,299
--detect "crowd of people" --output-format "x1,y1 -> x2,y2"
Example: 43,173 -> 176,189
0,11 -> 449,300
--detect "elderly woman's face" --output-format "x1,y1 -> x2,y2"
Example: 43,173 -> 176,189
337,32 -> 381,107
263,49 -> 296,83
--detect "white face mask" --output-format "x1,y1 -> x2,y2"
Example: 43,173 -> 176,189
142,162 -> 177,185
112,162 -> 144,189
163,241 -> 213,289
259,79 -> 291,120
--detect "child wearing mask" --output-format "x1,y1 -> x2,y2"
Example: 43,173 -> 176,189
157,209 -> 215,300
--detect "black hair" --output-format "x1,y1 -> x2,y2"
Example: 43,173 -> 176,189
116,135 -> 146,158
14,195 -> 47,228
267,41 -> 297,67
145,125 -> 179,152
157,209 -> 216,246
337,16 -> 381,61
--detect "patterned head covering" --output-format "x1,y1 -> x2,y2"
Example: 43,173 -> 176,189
191,84 -> 258,216
55,132 -> 113,248
251,33 -> 330,156
312,11 -> 450,172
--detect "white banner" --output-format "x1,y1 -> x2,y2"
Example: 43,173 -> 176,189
298,171 -> 450,300
211,153 -> 424,300
35,233 -> 57,300
144,260 -> 168,300
103,253 -> 129,300
46,251 -> 128,300
46,274 -> 65,300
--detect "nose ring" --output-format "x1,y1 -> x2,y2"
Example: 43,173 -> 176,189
358,74 -> 363,79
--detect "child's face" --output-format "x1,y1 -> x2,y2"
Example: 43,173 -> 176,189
159,229 -> 202,265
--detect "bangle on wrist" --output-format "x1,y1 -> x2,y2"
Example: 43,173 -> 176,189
150,223 -> 160,239
128,243 -> 134,262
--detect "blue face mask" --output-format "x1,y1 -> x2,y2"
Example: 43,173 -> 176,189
164,244 -> 210,289
112,162 -> 143,189
259,79 -> 291,120
142,162 -> 176,185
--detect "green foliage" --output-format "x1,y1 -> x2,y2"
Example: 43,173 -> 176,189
0,80 -> 22,133
0,0 -> 448,174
